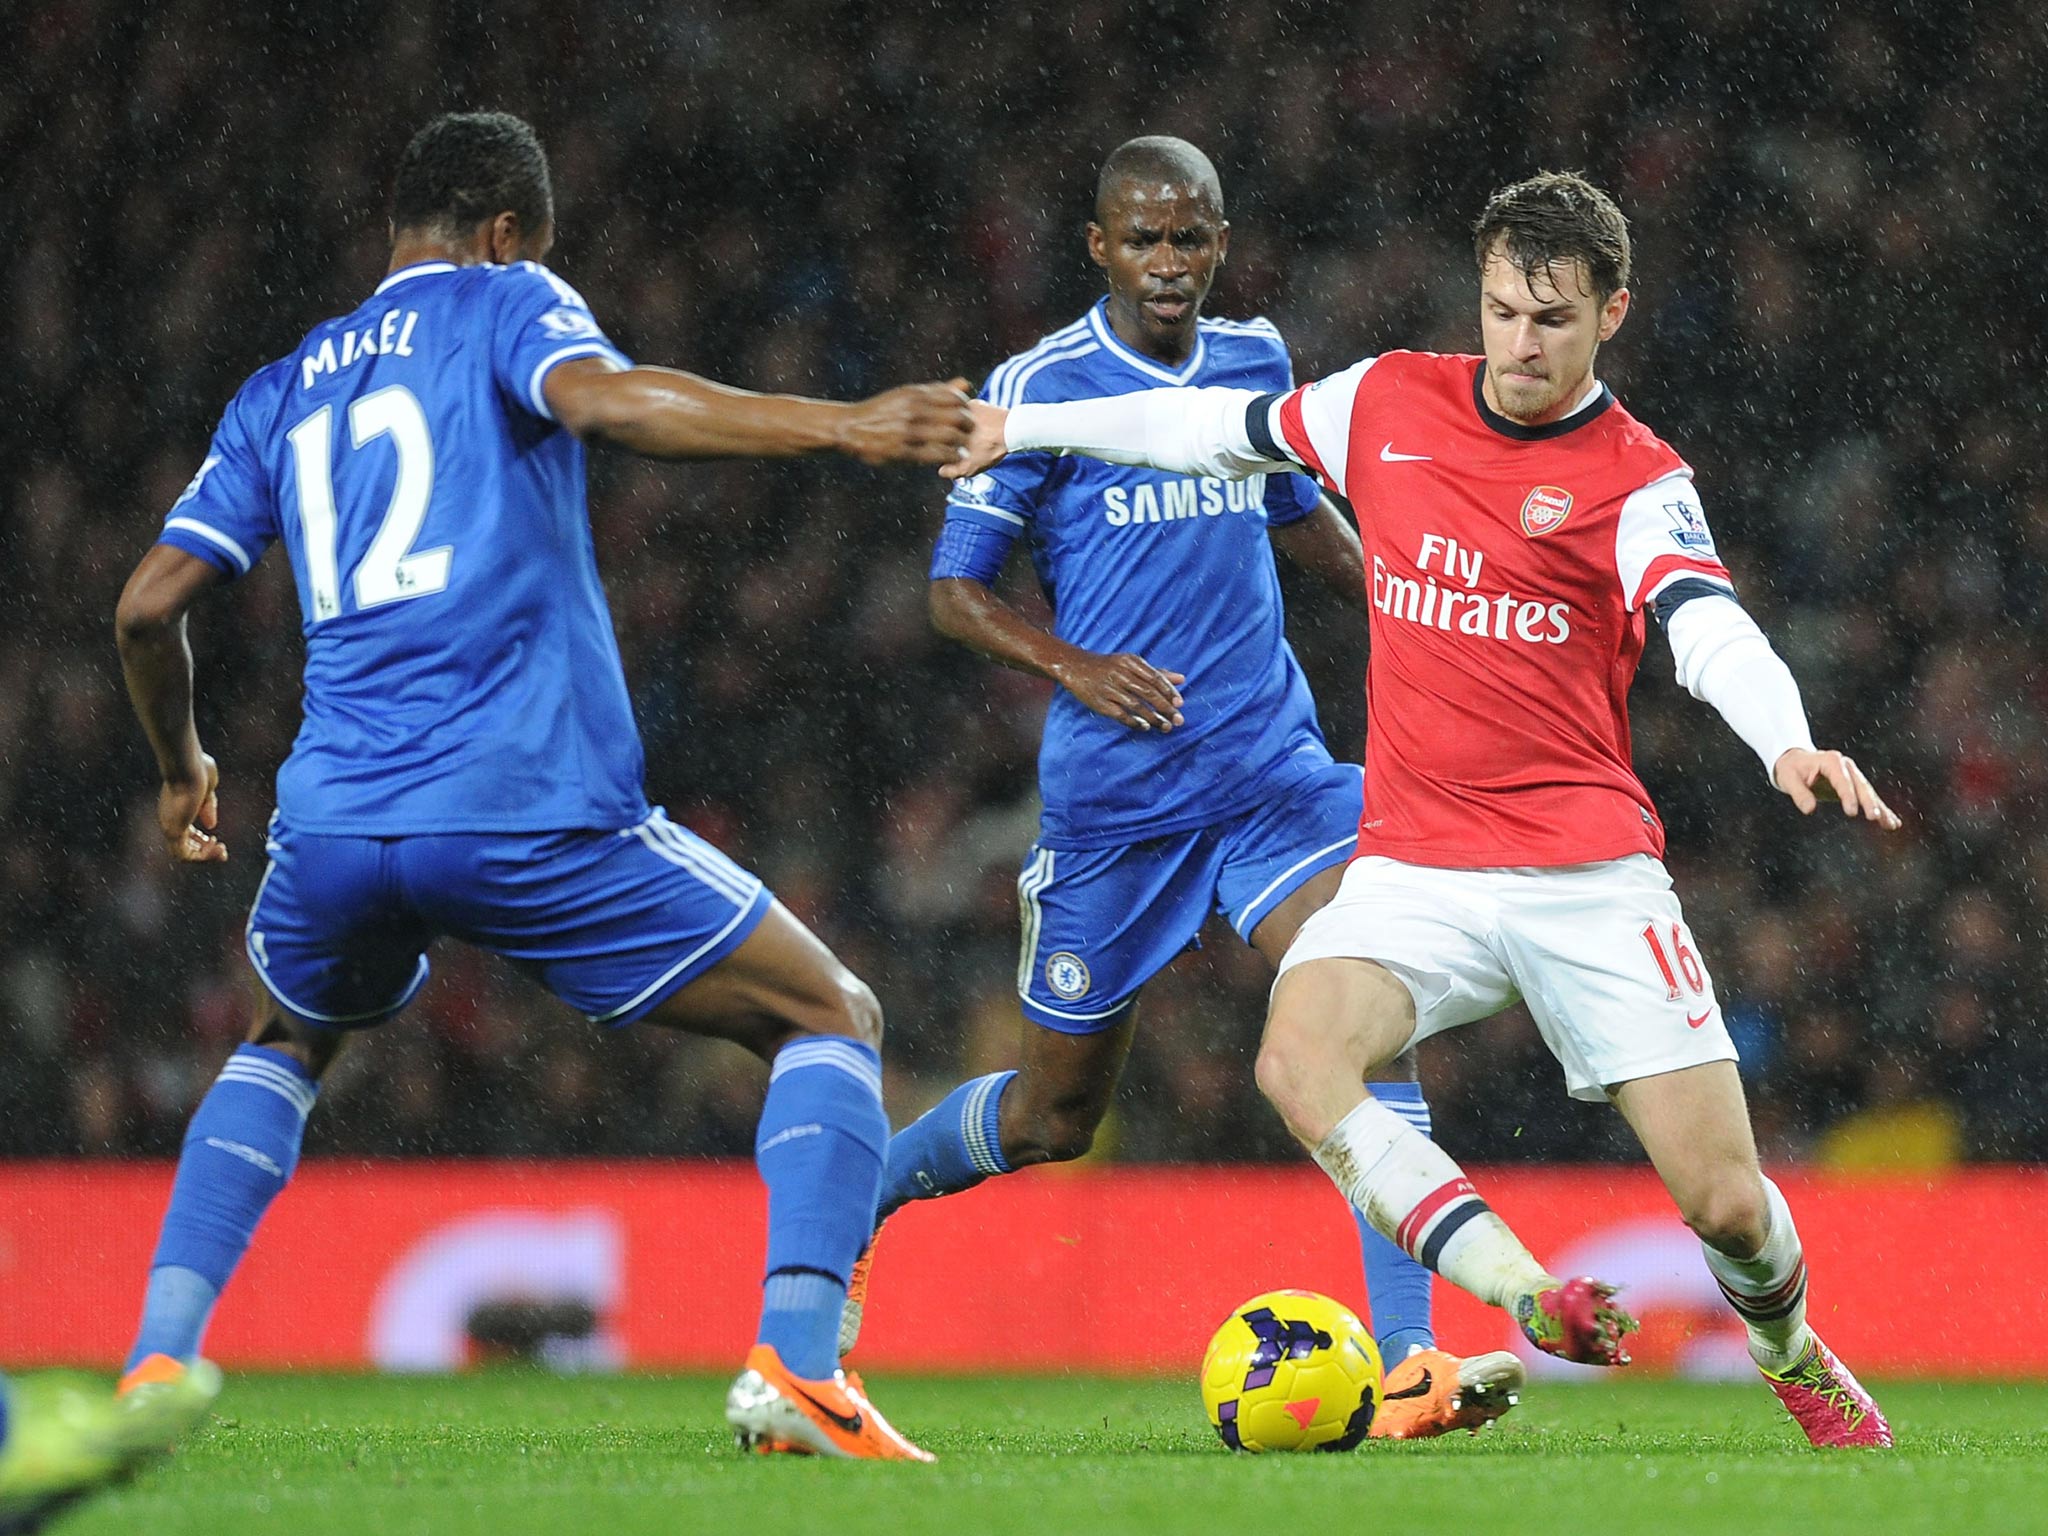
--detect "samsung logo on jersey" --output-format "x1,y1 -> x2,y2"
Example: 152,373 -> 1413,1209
1104,475 -> 1267,526
302,309 -> 420,389
1371,554 -> 1573,644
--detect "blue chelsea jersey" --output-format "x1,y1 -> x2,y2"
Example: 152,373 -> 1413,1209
157,260 -> 650,835
942,301 -> 1330,848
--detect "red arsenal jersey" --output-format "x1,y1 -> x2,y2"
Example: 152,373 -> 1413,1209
1270,351 -> 1733,867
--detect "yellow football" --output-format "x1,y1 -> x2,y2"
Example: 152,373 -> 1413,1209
1200,1289 -> 1384,1452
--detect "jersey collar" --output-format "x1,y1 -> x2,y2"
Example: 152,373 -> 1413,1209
1470,360 -> 1614,441
1087,300 -> 1208,385
373,261 -> 459,295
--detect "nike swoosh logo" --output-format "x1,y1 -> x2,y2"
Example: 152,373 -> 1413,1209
1686,1010 -> 1712,1029
1380,442 -> 1433,462
1383,1368 -> 1434,1401
791,1382 -> 864,1434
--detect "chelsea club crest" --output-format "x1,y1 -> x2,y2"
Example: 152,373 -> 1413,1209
1045,951 -> 1091,1000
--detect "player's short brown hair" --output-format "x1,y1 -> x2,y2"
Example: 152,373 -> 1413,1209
1473,171 -> 1631,303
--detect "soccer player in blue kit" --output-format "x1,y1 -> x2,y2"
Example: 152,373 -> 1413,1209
110,113 -> 973,1461
856,138 -> 1523,1438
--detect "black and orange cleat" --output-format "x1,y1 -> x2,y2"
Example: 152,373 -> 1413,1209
837,1228 -> 882,1358
724,1344 -> 933,1461
1368,1347 -> 1526,1439
113,1355 -> 187,1400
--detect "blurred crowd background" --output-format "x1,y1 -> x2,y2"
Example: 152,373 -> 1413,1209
4,0 -> 2043,1168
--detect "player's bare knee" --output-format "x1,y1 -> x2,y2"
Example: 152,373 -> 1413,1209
1252,1035 -> 1291,1109
1252,1021 -> 1320,1133
1008,1106 -> 1099,1165
1041,1117 -> 1098,1162
811,970 -> 883,1048
1680,1174 -> 1770,1258
1000,1074 -> 1105,1165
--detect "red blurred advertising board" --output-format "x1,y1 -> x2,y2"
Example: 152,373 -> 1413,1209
1,1161 -> 2039,1375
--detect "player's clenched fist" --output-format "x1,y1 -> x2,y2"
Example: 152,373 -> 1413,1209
941,399 -> 1010,479
159,751 -> 228,864
1772,748 -> 1901,829
836,379 -> 975,466
1050,651 -> 1186,732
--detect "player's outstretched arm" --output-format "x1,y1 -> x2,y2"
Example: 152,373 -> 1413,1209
1662,589 -> 1901,832
929,579 -> 1184,733
941,388 -> 1292,483
1772,749 -> 1901,828
1271,497 -> 1369,613
115,545 -> 230,864
543,358 -> 974,467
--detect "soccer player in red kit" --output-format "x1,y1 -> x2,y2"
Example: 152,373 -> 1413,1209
944,172 -> 1899,1448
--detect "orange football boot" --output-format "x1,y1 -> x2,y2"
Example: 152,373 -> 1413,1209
114,1354 -> 188,1398
724,1344 -> 933,1461
838,1229 -> 882,1357
1368,1347 -> 1525,1439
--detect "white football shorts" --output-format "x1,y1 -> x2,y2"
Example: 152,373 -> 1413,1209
1275,853 -> 1736,1102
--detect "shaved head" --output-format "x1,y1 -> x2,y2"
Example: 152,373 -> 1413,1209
1086,137 -> 1230,365
1094,136 -> 1224,224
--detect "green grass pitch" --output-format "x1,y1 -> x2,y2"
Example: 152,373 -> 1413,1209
55,1372 -> 2048,1536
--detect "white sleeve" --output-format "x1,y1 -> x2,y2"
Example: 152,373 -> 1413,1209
1614,472 -> 1733,610
1004,387 -> 1291,480
1268,356 -> 1377,496
1667,594 -> 1815,780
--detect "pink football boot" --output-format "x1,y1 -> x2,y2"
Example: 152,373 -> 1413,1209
1512,1275 -> 1637,1366
1760,1335 -> 1893,1447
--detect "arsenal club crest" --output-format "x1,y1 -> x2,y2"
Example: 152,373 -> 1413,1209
1519,485 -> 1573,537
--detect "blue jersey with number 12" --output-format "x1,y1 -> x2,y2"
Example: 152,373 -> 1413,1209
942,301 -> 1328,848
157,260 -> 647,836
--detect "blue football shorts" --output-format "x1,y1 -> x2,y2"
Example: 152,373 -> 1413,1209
244,807 -> 773,1029
1014,759 -> 1364,1033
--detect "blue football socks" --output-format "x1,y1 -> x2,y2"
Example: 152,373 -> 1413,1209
126,1045 -> 317,1371
757,1272 -> 848,1382
874,1070 -> 1015,1224
754,1036 -> 889,1380
1356,1080 -> 1438,1362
